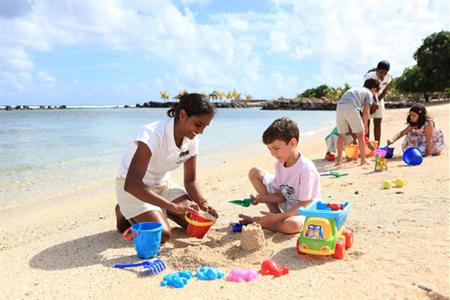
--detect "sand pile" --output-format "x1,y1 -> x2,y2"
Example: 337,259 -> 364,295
240,223 -> 266,251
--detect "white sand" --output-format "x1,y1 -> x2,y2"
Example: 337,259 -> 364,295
1,103 -> 449,299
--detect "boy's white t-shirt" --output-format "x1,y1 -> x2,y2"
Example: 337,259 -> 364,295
272,154 -> 321,210
116,117 -> 198,185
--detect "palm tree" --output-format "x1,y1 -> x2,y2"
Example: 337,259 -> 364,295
174,89 -> 188,101
160,90 -> 169,102
217,91 -> 225,102
209,91 -> 219,102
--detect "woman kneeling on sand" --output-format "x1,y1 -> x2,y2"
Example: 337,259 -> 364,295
114,93 -> 218,243
387,104 -> 445,156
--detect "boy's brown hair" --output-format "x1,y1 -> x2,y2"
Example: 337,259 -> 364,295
262,117 -> 299,144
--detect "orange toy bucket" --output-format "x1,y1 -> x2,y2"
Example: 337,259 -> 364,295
365,141 -> 379,157
344,145 -> 359,160
185,211 -> 216,239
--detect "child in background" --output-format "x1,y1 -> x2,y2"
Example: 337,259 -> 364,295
239,117 -> 321,234
387,104 -> 445,156
324,127 -> 355,161
115,93 -> 218,243
335,78 -> 380,166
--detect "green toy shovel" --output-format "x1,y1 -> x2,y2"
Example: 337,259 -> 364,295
229,198 -> 255,207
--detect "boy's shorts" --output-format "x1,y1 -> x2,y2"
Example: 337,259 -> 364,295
336,104 -> 364,134
261,170 -> 306,224
115,178 -> 186,219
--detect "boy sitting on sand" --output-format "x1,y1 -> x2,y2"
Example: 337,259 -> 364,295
239,117 -> 321,234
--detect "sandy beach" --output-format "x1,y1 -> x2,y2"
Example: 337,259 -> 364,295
1,103 -> 449,299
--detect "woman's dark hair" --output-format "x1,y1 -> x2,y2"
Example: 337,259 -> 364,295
377,60 -> 390,71
262,117 -> 299,145
407,104 -> 429,128
167,93 -> 215,121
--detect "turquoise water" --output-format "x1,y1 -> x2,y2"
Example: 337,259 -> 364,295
0,108 -> 335,206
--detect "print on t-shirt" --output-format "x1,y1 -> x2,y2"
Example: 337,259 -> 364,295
176,150 -> 190,164
280,184 -> 296,202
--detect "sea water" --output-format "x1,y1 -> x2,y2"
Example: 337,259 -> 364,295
0,108 -> 335,206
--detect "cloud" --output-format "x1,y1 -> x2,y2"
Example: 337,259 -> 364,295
0,0 -> 448,104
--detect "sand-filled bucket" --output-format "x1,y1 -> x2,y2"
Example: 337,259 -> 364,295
344,145 -> 359,160
185,211 -> 216,239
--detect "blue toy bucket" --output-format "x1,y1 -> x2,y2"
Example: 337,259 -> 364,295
382,146 -> 395,159
123,222 -> 162,259
402,147 -> 423,166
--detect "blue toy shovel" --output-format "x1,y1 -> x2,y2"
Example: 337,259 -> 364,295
114,259 -> 166,276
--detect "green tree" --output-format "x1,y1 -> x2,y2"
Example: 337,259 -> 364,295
414,31 -> 450,93
395,65 -> 427,95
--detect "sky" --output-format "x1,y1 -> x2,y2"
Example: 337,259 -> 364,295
0,0 -> 449,106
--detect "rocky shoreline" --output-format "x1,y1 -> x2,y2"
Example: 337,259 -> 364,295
3,98 -> 447,111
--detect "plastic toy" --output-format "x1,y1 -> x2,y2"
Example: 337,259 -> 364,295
260,259 -> 289,277
114,259 -> 166,275
122,222 -> 162,259
381,145 -> 395,159
229,198 -> 255,207
195,266 -> 225,280
373,149 -> 388,172
185,211 -> 216,239
403,147 -> 423,166
395,178 -> 406,187
320,171 -> 349,178
226,268 -> 259,282
160,270 -> 193,288
325,152 -> 336,161
297,201 -> 353,260
229,222 -> 247,233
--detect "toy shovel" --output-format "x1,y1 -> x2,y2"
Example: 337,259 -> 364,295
321,171 -> 348,178
229,198 -> 255,207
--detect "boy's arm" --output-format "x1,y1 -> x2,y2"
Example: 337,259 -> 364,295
362,105 -> 369,134
254,191 -> 284,205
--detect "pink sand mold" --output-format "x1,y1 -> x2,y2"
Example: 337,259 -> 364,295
226,268 -> 259,282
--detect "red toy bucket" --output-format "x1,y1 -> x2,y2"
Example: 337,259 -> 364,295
185,211 -> 216,239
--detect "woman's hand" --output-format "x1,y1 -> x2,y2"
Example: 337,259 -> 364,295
387,139 -> 394,145
198,201 -> 218,218
173,200 -> 199,215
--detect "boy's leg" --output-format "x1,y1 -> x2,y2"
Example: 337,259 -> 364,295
335,134 -> 346,166
355,132 -> 368,165
248,167 -> 280,212
264,215 -> 304,234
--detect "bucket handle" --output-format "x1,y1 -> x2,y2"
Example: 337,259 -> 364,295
122,227 -> 138,240
184,212 -> 215,227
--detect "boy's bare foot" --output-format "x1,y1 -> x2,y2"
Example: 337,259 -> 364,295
334,161 -> 342,166
238,214 -> 255,225
359,160 -> 370,166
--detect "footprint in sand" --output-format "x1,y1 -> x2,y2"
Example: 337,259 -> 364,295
347,250 -> 364,259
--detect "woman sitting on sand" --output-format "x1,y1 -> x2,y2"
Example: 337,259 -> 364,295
387,104 -> 445,156
115,93 -> 218,243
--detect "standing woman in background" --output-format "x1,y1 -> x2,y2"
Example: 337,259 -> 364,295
364,60 -> 393,144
